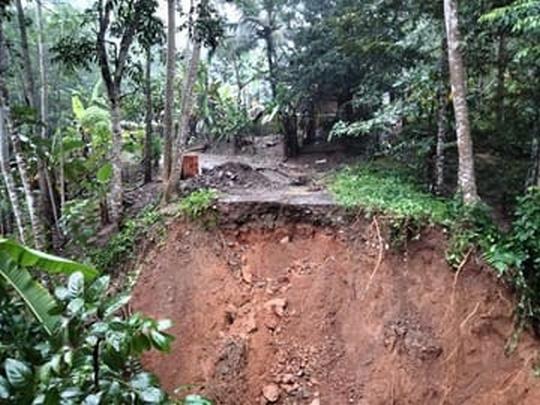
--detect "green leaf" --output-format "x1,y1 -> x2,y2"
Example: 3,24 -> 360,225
0,256 -> 60,334
103,295 -> 130,318
4,359 -> 32,388
86,276 -> 110,302
83,393 -> 102,405
67,273 -> 85,298
0,375 -> 9,399
72,95 -> 86,121
139,387 -> 164,403
67,298 -> 85,315
0,239 -> 98,281
184,395 -> 213,405
97,163 -> 113,184
150,330 -> 172,352
157,319 -> 172,332
130,373 -> 154,391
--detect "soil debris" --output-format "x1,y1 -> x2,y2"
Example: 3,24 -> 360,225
180,162 -> 274,194
133,217 -> 540,404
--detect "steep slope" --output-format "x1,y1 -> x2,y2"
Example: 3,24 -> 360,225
132,211 -> 540,404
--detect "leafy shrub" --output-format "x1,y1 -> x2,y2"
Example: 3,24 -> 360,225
444,200 -> 501,268
0,272 -> 173,404
61,198 -> 101,246
484,188 -> 540,329
179,189 -> 218,220
92,207 -> 162,272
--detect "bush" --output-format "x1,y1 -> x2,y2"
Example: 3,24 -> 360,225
179,189 -> 217,220
484,188 -> 540,330
91,207 -> 162,272
0,272 -> 173,404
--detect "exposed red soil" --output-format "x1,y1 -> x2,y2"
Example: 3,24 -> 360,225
132,218 -> 540,404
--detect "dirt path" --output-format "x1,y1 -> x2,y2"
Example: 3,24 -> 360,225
132,210 -> 540,404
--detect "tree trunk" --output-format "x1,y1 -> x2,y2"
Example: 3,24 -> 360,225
495,31 -> 507,130
143,46 -> 153,184
108,97 -> 123,224
264,33 -> 277,100
14,0 -> 37,108
35,0 -> 59,237
435,38 -> 449,195
282,111 -> 299,158
164,41 -> 201,202
0,106 -> 26,244
0,15 -> 43,248
444,0 -> 480,204
527,132 -> 540,188
162,0 -> 177,182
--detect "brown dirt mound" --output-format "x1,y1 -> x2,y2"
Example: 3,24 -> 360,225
180,162 -> 274,195
132,218 -> 540,404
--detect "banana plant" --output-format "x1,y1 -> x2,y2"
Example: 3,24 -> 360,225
0,239 -> 98,335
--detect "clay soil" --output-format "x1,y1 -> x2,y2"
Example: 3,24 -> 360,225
132,218 -> 540,404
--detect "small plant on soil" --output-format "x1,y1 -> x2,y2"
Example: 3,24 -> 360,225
179,189 -> 218,220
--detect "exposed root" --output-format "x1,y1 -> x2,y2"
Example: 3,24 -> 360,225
460,302 -> 481,331
357,216 -> 384,300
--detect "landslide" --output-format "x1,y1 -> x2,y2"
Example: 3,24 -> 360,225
132,206 -> 540,405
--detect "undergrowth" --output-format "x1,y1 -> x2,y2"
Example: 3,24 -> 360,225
179,189 -> 218,224
91,205 -> 163,272
330,163 -> 449,247
331,163 -> 540,330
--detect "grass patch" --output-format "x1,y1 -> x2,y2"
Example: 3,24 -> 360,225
330,164 -> 449,224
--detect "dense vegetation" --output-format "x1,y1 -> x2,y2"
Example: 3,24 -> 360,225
0,0 -> 539,402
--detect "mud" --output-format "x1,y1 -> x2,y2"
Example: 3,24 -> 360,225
132,211 -> 540,404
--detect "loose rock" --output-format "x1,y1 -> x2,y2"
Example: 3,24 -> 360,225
262,383 -> 281,403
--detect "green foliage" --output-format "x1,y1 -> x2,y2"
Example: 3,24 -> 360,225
444,201 -> 501,268
60,198 -> 101,247
91,207 -> 162,272
0,272 -> 173,404
179,189 -> 218,220
484,188 -> 540,327
330,163 -> 450,247
0,239 -> 98,280
0,239 -> 98,335
330,164 -> 449,224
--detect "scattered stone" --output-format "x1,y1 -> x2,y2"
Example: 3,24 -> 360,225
265,298 -> 288,317
281,373 -> 295,384
241,266 -> 253,284
245,312 -> 258,334
310,398 -> 321,405
264,315 -> 279,331
262,383 -> 281,403
225,304 -> 237,325
280,235 -> 291,244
